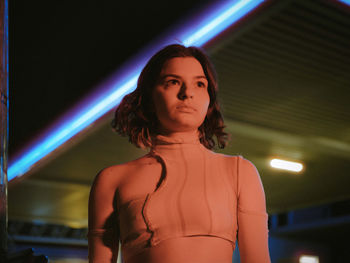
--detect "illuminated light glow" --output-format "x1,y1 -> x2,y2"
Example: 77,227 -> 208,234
9,0 -> 266,180
338,0 -> 350,5
299,255 -> 319,263
183,0 -> 265,46
270,158 -> 303,172
8,75 -> 139,179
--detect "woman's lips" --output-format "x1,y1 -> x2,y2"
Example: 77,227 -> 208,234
176,105 -> 196,112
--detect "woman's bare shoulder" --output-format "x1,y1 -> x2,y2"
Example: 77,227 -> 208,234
92,153 -> 158,187
208,149 -> 242,161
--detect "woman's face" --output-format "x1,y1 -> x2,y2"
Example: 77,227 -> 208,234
152,56 -> 210,134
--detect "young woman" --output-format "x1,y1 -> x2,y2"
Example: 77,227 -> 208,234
88,44 -> 271,263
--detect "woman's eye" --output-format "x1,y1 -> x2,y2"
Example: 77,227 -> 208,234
197,81 -> 207,88
166,79 -> 180,86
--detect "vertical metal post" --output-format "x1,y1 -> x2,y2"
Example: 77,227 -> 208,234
0,0 -> 9,257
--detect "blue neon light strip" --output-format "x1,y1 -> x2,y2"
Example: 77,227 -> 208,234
183,0 -> 264,46
8,0 -> 266,180
338,0 -> 350,5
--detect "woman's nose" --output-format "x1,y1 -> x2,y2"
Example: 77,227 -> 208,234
177,83 -> 194,100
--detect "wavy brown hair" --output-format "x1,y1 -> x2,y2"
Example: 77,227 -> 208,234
111,44 -> 229,150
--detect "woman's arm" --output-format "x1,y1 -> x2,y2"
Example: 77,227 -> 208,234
236,156 -> 271,263
88,167 -> 120,263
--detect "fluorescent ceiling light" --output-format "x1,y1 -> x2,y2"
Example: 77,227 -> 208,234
299,255 -> 319,263
270,158 -> 303,173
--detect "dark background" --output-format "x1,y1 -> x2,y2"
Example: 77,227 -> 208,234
8,0 -> 213,156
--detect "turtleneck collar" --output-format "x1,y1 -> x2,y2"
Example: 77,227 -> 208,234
149,131 -> 205,161
152,132 -> 201,145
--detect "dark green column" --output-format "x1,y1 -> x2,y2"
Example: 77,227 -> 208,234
0,0 -> 9,257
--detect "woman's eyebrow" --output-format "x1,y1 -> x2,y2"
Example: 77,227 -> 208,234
161,74 -> 181,79
162,74 -> 207,79
195,75 -> 207,80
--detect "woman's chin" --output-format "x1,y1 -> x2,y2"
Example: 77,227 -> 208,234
158,116 -> 205,133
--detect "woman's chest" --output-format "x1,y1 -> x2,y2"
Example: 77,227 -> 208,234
117,161 -> 163,207
115,155 -> 238,250
117,155 -> 236,209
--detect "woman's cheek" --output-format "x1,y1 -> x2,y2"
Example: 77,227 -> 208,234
201,100 -> 210,116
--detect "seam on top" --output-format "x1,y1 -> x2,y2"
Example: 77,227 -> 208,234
201,145 -> 213,234
178,145 -> 188,235
236,155 -> 240,200
141,152 -> 169,246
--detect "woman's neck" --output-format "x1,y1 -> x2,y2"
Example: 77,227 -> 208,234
157,129 -> 200,142
155,130 -> 200,144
